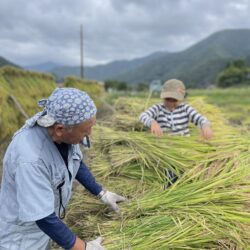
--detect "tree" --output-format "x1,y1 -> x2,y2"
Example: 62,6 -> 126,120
117,81 -> 128,91
216,60 -> 250,88
104,80 -> 128,91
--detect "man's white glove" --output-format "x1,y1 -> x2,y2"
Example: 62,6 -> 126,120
98,190 -> 126,213
86,237 -> 105,250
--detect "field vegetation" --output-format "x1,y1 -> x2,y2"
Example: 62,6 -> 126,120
0,68 -> 249,249
63,89 -> 250,249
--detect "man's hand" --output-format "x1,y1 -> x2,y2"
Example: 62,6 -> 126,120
71,237 -> 86,250
86,237 -> 105,250
99,190 -> 126,213
71,236 -> 105,250
150,121 -> 163,137
201,124 -> 213,140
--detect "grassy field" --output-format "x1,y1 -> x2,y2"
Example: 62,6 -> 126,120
190,87 -> 250,129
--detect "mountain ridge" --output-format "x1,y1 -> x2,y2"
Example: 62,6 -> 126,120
51,51 -> 168,81
113,29 -> 250,86
24,61 -> 62,72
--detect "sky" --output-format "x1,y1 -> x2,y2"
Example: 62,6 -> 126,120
1,0 -> 250,67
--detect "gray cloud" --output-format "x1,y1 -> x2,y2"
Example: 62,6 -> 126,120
0,0 -> 250,66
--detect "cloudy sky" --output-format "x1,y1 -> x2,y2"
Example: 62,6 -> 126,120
1,0 -> 250,67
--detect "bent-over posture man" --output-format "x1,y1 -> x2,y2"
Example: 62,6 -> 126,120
0,87 -> 126,250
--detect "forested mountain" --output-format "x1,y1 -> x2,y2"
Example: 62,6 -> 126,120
51,51 -> 168,81
113,29 -> 250,87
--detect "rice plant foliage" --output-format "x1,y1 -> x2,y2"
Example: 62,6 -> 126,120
101,159 -> 250,249
64,94 -> 250,250
0,67 -> 56,144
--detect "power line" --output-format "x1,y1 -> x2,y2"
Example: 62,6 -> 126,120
80,24 -> 84,79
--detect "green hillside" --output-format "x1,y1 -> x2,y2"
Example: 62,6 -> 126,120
0,56 -> 20,68
114,29 -> 250,87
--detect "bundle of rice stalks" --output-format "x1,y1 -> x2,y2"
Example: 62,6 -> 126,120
103,215 -> 243,249
64,96 -> 250,249
90,127 -> 250,188
78,126 -> 250,248
90,126 -> 217,183
113,97 -> 158,116
109,114 -> 145,132
65,176 -> 157,240
101,161 -> 250,249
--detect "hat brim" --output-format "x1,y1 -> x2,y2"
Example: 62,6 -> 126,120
37,114 -> 56,127
160,91 -> 184,101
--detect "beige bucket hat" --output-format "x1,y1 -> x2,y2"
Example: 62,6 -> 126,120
160,79 -> 186,101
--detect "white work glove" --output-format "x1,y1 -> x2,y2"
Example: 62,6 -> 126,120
86,237 -> 105,250
98,190 -> 126,213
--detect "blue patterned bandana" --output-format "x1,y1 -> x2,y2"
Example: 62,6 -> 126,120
36,88 -> 97,127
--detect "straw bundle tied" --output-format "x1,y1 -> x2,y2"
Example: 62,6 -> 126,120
64,96 -> 250,250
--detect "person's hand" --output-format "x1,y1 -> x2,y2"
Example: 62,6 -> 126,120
99,190 -> 126,213
71,237 -> 85,250
86,237 -> 105,250
201,124 -> 213,140
150,121 -> 163,137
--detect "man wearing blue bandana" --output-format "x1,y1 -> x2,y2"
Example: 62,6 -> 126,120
0,88 -> 126,250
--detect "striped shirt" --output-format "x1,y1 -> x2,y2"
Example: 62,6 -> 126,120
139,103 -> 209,136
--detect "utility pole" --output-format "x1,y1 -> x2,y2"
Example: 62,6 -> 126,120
80,24 -> 84,79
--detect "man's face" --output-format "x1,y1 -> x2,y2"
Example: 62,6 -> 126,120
60,116 -> 96,144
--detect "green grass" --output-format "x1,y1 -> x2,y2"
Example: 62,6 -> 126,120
189,87 -> 250,106
189,87 -> 250,128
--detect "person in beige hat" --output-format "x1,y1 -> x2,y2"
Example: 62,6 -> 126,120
139,78 -> 213,139
139,79 -> 213,187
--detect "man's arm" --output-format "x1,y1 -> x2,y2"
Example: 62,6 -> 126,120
76,161 -> 126,213
36,213 -> 104,250
36,212 -> 81,250
75,161 -> 102,195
